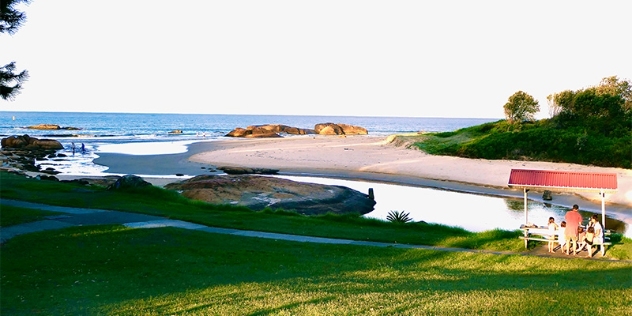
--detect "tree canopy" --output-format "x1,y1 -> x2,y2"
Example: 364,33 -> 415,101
1,0 -> 31,101
546,76 -> 631,120
503,91 -> 539,123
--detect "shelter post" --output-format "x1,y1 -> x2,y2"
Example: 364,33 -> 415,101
600,190 -> 606,231
523,188 -> 528,225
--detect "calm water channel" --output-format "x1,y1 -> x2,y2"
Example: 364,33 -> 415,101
277,176 -> 629,237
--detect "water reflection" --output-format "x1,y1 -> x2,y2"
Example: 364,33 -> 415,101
277,176 -> 628,236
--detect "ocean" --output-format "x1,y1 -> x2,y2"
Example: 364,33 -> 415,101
1,111 -> 497,140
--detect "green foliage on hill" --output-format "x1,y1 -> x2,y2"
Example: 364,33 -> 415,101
413,117 -> 631,168
412,77 -> 632,169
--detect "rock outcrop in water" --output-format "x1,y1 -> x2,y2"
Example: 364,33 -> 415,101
26,124 -> 81,130
1,135 -> 64,150
226,124 -> 315,138
0,135 -> 64,174
226,123 -> 368,138
314,123 -> 368,135
165,175 -> 376,215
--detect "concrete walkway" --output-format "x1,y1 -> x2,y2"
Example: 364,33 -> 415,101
0,199 -> 620,261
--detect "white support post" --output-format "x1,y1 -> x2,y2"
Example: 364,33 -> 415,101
600,190 -> 606,231
524,188 -> 528,225
523,188 -> 529,249
601,190 -> 606,256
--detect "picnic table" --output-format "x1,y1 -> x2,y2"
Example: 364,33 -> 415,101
519,225 -> 612,256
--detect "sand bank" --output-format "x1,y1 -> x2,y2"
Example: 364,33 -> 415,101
188,135 -> 632,214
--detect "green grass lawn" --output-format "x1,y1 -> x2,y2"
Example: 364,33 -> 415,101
0,171 -> 531,252
2,225 -> 631,315
2,170 -> 632,314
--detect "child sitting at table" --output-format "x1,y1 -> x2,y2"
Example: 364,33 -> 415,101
557,221 -> 566,253
547,217 -> 559,253
583,226 -> 596,257
576,226 -> 587,253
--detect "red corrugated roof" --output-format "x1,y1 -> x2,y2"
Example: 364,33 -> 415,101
508,169 -> 617,191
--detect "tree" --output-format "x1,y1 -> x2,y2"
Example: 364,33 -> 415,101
596,76 -> 631,114
1,0 -> 31,101
546,76 -> 630,119
503,91 -> 540,123
547,89 -> 574,117
0,61 -> 29,100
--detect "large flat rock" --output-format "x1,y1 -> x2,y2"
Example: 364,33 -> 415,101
165,175 -> 376,215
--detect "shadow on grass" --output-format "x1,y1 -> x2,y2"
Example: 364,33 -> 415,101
2,225 -> 631,314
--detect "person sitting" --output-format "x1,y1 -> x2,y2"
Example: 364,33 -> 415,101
588,215 -> 604,244
587,215 -> 604,256
576,227 -> 587,252
583,226 -> 596,257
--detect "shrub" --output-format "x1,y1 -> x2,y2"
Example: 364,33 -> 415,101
386,210 -> 412,223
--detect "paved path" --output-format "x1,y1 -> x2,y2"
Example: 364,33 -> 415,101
0,199 -> 622,261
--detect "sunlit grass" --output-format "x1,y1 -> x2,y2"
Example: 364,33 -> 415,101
2,225 -> 630,315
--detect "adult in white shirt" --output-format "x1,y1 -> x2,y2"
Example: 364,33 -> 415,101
589,214 -> 604,244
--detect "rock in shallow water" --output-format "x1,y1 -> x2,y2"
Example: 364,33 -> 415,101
165,175 -> 376,215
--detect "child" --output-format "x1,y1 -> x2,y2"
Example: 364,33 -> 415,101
547,217 -> 559,253
576,227 -> 587,252
557,221 -> 567,253
584,226 -> 596,257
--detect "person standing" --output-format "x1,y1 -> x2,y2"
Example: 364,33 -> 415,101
547,217 -> 559,253
557,221 -> 567,253
564,204 -> 583,255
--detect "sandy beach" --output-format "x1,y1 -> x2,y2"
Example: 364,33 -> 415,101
183,135 -> 632,213
85,135 -> 632,218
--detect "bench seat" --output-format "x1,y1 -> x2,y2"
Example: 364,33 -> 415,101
519,234 -> 611,256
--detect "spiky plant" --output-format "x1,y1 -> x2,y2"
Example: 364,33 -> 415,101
386,210 -> 412,223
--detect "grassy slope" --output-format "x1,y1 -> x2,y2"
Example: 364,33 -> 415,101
408,119 -> 631,168
2,225 -> 631,315
0,171 -> 528,252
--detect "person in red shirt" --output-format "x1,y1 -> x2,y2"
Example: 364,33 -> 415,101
564,204 -> 584,255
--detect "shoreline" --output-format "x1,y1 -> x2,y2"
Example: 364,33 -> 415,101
85,135 -> 631,217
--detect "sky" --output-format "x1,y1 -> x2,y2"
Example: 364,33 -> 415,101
2,0 -> 631,119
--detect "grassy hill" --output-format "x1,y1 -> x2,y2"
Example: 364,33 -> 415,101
407,116 -> 631,169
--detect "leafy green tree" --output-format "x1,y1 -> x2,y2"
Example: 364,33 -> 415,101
547,76 -> 631,119
596,76 -> 631,114
503,91 -> 540,123
547,89 -> 574,117
1,0 -> 31,101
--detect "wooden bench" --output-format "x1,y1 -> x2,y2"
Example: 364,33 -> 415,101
519,226 -> 612,256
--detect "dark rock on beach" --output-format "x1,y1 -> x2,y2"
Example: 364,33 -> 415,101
218,166 -> 279,175
164,175 -> 376,215
107,175 -> 152,190
1,135 -> 64,174
1,134 -> 64,150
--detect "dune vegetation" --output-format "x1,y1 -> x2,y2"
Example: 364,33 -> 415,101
408,77 -> 631,169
